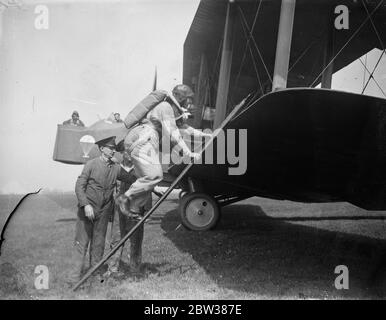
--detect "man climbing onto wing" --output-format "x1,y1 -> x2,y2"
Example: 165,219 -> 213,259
109,84 -> 208,277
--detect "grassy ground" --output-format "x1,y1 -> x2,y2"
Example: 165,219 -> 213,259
1,191 -> 386,299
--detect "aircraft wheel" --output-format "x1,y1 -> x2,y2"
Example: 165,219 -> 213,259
179,193 -> 220,231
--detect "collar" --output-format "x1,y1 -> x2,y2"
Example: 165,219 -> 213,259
100,155 -> 114,166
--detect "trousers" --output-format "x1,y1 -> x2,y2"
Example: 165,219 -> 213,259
108,201 -> 149,272
124,124 -> 163,213
68,208 -> 111,282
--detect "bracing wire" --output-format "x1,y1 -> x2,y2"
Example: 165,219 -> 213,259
359,56 -> 386,98
288,35 -> 325,73
361,0 -> 385,51
238,7 -> 273,84
248,44 -> 265,95
209,37 -> 224,95
361,49 -> 386,94
238,8 -> 264,95
359,0 -> 386,95
309,0 -> 385,88
233,1 -> 263,92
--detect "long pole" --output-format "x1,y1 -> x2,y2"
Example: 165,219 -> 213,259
72,94 -> 249,291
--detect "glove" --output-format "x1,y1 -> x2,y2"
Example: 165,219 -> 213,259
181,112 -> 192,121
84,204 -> 94,221
189,152 -> 201,162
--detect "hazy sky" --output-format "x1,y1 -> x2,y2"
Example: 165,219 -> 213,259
0,0 -> 385,194
0,0 -> 200,193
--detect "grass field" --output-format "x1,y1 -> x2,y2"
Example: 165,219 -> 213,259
1,191 -> 386,299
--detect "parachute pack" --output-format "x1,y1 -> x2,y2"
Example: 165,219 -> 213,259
87,90 -> 171,148
123,90 -> 169,130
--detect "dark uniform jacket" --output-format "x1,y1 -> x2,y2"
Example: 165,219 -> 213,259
75,156 -> 132,219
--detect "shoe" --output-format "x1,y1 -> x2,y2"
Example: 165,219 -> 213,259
111,270 -> 126,280
128,265 -> 144,279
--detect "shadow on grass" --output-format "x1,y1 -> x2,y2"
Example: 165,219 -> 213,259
103,261 -> 181,288
161,204 -> 386,299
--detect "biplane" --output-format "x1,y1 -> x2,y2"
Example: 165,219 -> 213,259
54,0 -> 386,232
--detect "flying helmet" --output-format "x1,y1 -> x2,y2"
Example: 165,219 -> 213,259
172,84 -> 194,104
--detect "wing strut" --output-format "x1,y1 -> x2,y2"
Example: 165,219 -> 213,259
233,0 -> 264,96
213,0 -> 236,129
272,0 -> 296,91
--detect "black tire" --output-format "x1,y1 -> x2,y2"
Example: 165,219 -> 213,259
179,192 -> 220,231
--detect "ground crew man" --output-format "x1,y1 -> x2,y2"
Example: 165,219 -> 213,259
121,84 -> 201,212
68,136 -> 132,284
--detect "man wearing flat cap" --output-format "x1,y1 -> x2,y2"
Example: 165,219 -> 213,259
63,110 -> 85,127
68,136 -> 133,284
